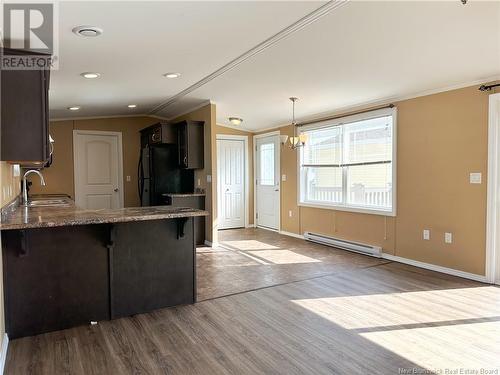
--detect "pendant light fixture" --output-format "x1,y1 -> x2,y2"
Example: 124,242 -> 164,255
281,97 -> 307,149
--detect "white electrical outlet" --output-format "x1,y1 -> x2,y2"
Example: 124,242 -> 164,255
126,175 -> 131,182
469,172 -> 482,184
445,232 -> 453,244
282,174 -> 287,182
289,210 -> 292,217
197,178 -> 201,186
207,175 -> 212,183
423,229 -> 430,240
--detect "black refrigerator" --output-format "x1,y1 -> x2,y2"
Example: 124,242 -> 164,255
138,144 -> 194,206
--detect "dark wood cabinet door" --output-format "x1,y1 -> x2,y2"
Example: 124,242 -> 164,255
0,48 -> 50,164
176,120 -> 204,169
111,219 -> 196,318
178,122 -> 188,167
2,225 -> 110,339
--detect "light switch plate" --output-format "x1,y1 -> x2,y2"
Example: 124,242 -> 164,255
423,229 -> 430,240
282,174 -> 287,182
445,232 -> 453,244
126,175 -> 131,182
207,175 -> 212,183
13,164 -> 20,177
289,210 -> 292,217
469,172 -> 482,184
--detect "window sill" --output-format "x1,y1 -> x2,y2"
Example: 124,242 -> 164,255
298,201 -> 396,217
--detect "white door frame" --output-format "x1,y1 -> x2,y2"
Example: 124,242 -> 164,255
216,134 -> 249,228
486,93 -> 500,284
73,130 -> 124,208
253,130 -> 281,231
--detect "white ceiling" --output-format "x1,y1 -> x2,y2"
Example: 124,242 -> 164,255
49,1 -> 324,119
51,1 -> 500,131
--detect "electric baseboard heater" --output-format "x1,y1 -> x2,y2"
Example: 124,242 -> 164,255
304,232 -> 382,258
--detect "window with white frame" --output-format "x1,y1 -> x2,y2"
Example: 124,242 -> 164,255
299,108 -> 396,215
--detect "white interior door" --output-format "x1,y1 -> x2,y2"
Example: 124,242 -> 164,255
217,138 -> 245,229
256,135 -> 280,230
74,130 -> 123,209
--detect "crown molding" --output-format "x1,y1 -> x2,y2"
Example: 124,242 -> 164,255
168,100 -> 213,121
243,75 -> 500,132
148,1 -> 348,114
215,122 -> 253,133
49,113 -> 154,122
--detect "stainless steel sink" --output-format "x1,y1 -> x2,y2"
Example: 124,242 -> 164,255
27,199 -> 72,207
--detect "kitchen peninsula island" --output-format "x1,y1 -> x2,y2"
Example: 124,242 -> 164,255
0,197 -> 208,338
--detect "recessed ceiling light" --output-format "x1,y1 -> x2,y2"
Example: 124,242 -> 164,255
72,26 -> 103,37
163,72 -> 181,79
68,106 -> 80,111
229,117 -> 243,126
80,72 -> 100,79
127,104 -> 137,108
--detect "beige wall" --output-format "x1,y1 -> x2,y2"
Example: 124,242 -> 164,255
172,104 -> 217,243
31,108 -> 219,243
0,162 -> 21,348
29,116 -> 157,207
276,84 -> 497,276
2,109 -> 216,344
215,124 -> 254,225
0,163 -> 20,208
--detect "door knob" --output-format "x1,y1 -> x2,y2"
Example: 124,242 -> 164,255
114,188 -> 119,192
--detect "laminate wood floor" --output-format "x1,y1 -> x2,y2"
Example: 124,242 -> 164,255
197,228 -> 388,300
5,229 -> 500,374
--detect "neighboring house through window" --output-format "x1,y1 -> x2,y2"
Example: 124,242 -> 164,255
299,107 -> 396,216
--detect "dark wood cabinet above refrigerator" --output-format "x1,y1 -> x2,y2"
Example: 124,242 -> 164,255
140,120 -> 205,170
140,122 -> 177,147
1,48 -> 51,165
176,120 -> 204,169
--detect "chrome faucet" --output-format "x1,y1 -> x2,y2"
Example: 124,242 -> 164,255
22,170 -> 46,205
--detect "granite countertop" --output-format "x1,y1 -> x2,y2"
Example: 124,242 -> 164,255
0,197 -> 209,231
162,193 -> 206,197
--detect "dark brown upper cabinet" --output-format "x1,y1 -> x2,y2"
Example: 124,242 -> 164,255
176,120 -> 204,169
140,122 -> 177,148
1,48 -> 51,165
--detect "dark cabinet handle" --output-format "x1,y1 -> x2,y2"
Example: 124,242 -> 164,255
183,155 -> 187,166
138,154 -> 143,201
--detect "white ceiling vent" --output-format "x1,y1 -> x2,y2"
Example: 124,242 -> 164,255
72,26 -> 103,37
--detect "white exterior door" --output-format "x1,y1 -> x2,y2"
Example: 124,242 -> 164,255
74,130 -> 123,209
256,135 -> 280,230
217,138 -> 245,229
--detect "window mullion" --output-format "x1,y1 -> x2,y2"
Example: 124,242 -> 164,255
298,110 -> 395,214
341,124 -> 347,206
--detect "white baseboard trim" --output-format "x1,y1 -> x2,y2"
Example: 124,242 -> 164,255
217,225 -> 490,283
255,225 -> 279,233
0,333 -> 9,375
204,240 -> 219,248
382,253 -> 488,283
279,230 -> 304,240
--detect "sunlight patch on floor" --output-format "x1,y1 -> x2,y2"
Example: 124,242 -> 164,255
247,249 -> 321,264
222,240 -> 279,251
360,321 -> 500,372
292,286 -> 500,329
